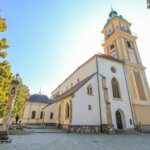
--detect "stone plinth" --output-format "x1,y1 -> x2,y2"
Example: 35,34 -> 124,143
0,130 -> 11,143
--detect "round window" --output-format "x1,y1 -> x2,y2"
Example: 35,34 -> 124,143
111,66 -> 117,73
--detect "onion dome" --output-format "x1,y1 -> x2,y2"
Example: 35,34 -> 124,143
109,9 -> 118,18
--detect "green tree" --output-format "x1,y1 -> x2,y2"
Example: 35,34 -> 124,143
12,77 -> 30,119
0,17 -> 13,118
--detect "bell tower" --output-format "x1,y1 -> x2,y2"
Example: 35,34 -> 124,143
101,8 -> 142,65
101,9 -> 150,129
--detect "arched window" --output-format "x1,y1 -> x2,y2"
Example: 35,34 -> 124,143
66,103 -> 69,118
111,78 -> 121,98
87,85 -> 93,95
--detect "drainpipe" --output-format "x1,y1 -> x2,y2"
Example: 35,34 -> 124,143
123,64 -> 136,129
96,57 -> 102,132
42,108 -> 45,126
68,98 -> 72,133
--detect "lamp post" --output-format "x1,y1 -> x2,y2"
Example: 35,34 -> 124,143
0,74 -> 19,143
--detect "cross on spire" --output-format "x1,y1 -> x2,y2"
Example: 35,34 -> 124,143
39,87 -> 42,94
111,5 -> 113,11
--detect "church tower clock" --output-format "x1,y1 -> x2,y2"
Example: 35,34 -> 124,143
102,9 -> 150,130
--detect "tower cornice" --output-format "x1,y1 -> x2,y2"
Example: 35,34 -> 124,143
124,61 -> 145,70
102,29 -> 137,47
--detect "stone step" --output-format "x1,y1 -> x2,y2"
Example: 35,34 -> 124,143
25,125 -> 58,129
115,129 -> 140,135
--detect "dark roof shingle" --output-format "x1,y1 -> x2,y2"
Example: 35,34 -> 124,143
97,54 -> 124,63
29,94 -> 51,103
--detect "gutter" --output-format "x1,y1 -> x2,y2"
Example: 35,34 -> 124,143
96,57 -> 102,132
123,64 -> 136,129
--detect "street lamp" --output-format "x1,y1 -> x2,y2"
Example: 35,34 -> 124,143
0,74 -> 19,143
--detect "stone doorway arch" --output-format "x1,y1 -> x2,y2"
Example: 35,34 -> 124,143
116,109 -> 126,129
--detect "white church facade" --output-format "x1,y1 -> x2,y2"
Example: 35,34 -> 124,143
43,54 -> 134,133
24,9 -> 150,133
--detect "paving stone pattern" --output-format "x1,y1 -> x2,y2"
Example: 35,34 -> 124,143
0,129 -> 150,150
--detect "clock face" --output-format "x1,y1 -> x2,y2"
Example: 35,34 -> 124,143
121,24 -> 127,31
107,27 -> 112,34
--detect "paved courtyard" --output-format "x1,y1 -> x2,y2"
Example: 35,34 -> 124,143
0,128 -> 150,150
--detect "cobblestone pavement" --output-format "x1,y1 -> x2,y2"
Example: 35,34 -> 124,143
0,131 -> 150,150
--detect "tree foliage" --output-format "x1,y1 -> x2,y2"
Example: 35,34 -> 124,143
0,17 -> 13,118
0,16 -> 30,120
12,77 -> 30,119
0,18 -> 7,32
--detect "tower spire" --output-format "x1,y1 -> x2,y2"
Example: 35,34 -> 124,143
111,5 -> 113,11
39,87 -> 42,94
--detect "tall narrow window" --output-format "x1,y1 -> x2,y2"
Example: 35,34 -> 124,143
88,105 -> 92,110
50,112 -> 53,119
31,111 -> 36,119
111,78 -> 121,98
87,85 -> 93,95
110,44 -> 115,50
127,41 -> 132,48
66,103 -> 69,118
40,111 -> 43,119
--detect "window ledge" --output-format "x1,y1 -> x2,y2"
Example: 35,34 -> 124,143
113,98 -> 123,101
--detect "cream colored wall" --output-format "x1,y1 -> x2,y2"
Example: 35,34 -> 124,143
133,104 -> 150,124
56,96 -> 72,125
44,103 -> 57,124
52,57 -> 97,96
44,97 -> 72,125
124,63 -> 150,125
133,42 -> 142,65
23,101 -> 48,124
102,16 -> 140,65
125,64 -> 150,102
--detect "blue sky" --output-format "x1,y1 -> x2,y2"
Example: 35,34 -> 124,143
0,0 -> 150,96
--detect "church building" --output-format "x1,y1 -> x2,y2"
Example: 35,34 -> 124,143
43,9 -> 150,133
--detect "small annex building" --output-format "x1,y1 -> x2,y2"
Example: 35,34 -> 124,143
23,93 -> 52,124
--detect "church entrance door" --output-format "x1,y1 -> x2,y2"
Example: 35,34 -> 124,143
116,111 -> 123,129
